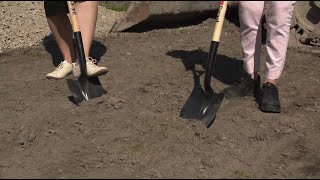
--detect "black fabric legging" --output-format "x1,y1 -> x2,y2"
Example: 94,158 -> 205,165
44,1 -> 85,17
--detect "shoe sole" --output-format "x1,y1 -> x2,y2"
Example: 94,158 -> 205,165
46,75 -> 68,80
46,71 -> 72,80
88,69 -> 108,77
260,104 -> 280,113
224,92 -> 254,100
48,69 -> 108,79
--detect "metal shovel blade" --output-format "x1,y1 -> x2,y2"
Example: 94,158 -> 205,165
180,86 -> 204,119
180,86 -> 224,127
199,90 -> 224,127
66,75 -> 107,105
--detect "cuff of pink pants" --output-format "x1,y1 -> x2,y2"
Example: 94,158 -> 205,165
244,63 -> 283,80
265,69 -> 283,80
243,63 -> 259,75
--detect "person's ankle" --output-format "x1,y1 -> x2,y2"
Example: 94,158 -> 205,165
64,59 -> 72,64
265,79 -> 277,85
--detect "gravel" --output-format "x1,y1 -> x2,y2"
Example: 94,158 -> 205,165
0,1 -> 124,53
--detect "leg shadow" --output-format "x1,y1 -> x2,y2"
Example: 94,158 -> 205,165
42,34 -> 108,66
42,34 -> 63,67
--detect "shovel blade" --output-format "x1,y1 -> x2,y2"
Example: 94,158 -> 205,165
199,91 -> 224,127
180,86 -> 224,128
66,76 -> 107,105
180,86 -> 204,119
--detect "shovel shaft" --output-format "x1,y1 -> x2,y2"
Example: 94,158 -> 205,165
73,32 -> 87,76
67,1 -> 87,77
66,1 -> 80,32
204,1 -> 228,91
204,41 -> 219,91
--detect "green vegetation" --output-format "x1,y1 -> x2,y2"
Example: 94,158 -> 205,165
99,1 -> 131,12
233,170 -> 255,179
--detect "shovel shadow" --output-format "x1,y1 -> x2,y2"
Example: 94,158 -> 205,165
167,49 -> 205,120
167,49 -> 244,86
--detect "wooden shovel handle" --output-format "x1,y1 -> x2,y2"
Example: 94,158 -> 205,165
212,1 -> 228,42
67,1 -> 80,32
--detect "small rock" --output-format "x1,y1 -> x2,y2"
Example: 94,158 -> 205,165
28,131 -> 36,142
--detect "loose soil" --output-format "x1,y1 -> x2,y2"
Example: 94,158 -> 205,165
0,14 -> 320,178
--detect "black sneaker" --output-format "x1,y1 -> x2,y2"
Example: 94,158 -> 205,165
223,72 -> 260,100
259,82 -> 281,113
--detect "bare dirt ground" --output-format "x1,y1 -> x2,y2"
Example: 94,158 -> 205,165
0,10 -> 320,179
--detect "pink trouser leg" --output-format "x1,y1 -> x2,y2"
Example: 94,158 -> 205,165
239,1 -> 295,80
239,1 -> 265,75
265,1 -> 295,80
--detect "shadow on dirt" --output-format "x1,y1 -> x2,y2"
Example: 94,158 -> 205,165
167,49 -> 263,126
122,5 -> 242,33
225,6 -> 240,28
167,49 -> 244,85
167,49 -> 241,128
42,34 -> 107,67
123,12 -> 214,33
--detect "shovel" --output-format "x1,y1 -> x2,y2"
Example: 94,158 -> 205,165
66,1 -> 107,105
180,1 -> 227,127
